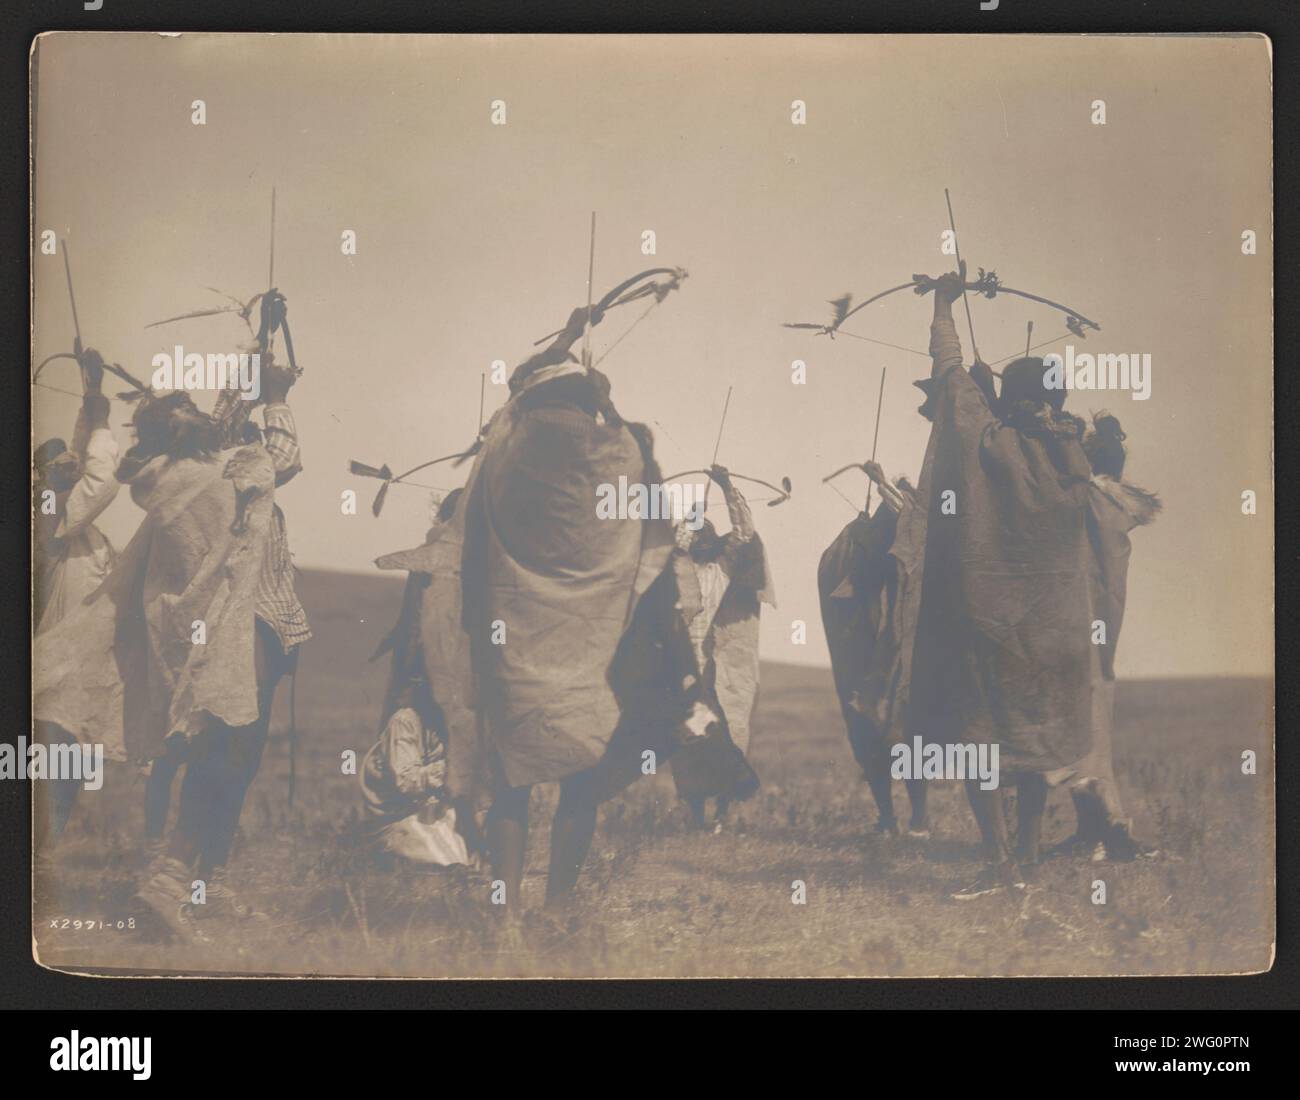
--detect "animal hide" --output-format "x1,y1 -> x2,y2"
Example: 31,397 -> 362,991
904,366 -> 1097,773
672,537 -> 775,757
818,499 -> 920,747
33,446 -> 275,763
1087,474 -> 1161,680
377,374 -> 675,800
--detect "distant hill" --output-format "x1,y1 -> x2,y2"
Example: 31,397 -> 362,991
293,566 -> 1272,734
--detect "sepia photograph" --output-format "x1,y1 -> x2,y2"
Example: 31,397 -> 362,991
27,31 -> 1273,981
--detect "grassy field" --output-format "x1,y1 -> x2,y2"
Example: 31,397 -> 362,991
35,569 -> 1275,978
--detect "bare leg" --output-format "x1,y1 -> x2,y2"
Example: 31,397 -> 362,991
846,713 -> 897,830
546,773 -> 599,907
487,784 -> 531,908
1014,773 -> 1047,866
210,623 -> 286,870
1069,782 -> 1108,844
199,715 -> 272,879
964,778 -> 1013,867
685,796 -> 708,829
905,777 -> 929,832
862,754 -> 898,831
954,778 -> 1029,899
33,723 -> 81,852
168,732 -> 218,871
144,744 -> 184,843
179,623 -> 285,880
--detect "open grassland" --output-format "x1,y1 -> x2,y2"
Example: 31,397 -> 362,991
35,570 -> 1274,978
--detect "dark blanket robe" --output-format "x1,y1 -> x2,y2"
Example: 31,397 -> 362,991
905,366 -> 1096,774
818,495 -> 924,752
376,369 -> 675,802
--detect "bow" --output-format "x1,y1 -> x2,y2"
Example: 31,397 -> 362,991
660,386 -> 792,509
147,190 -> 298,369
783,267 -> 1101,367
821,366 -> 888,514
32,351 -> 150,401
530,265 -> 689,363
822,461 -> 911,514
480,264 -> 688,453
350,375 -> 486,517
823,462 -> 874,483
660,469 -> 793,508
145,189 -> 300,443
349,451 -> 474,518
361,266 -> 691,514
32,240 -> 150,401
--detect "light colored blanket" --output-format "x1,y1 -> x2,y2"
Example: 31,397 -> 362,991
672,539 -> 774,756
33,446 -> 275,763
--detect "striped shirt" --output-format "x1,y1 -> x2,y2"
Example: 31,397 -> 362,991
212,390 -> 312,650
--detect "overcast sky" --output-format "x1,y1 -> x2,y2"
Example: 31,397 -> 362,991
32,33 -> 1272,678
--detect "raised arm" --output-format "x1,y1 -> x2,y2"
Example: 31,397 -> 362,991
925,271 -> 999,419
710,465 -> 755,545
59,353 -> 120,537
928,270 -> 966,381
706,464 -> 765,582
861,460 -> 907,514
259,357 -> 303,487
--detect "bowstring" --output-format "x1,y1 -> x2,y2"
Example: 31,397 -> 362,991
392,479 -> 455,492
987,329 -> 1073,367
592,295 -> 662,367
831,329 -> 930,358
837,320 -> 1078,369
699,493 -> 784,508
825,478 -> 862,512
33,381 -> 85,399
